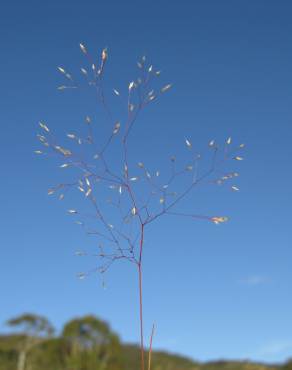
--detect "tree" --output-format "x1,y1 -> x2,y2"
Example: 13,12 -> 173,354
36,44 -> 244,370
62,315 -> 122,370
6,314 -> 54,370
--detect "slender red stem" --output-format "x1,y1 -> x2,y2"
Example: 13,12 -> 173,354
138,224 -> 145,370
148,323 -> 155,370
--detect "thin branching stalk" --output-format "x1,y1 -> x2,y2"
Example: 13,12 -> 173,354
36,45 -> 244,370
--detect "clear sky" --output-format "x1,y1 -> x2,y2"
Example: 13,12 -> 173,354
0,0 -> 292,365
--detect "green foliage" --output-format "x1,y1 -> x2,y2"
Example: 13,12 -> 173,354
281,359 -> 292,370
7,314 -> 54,337
0,314 -> 288,370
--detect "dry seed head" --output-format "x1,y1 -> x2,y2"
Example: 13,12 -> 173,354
211,216 -> 229,224
231,186 -> 240,191
79,43 -> 87,54
131,207 -> 137,216
60,163 -> 69,168
129,81 -> 135,90
226,137 -> 232,145
67,133 -> 76,139
234,156 -> 244,161
85,188 -> 92,197
113,122 -> 121,134
57,67 -> 66,74
209,140 -> 215,147
34,150 -> 43,154
185,139 -> 192,148
113,89 -> 120,96
81,68 -> 88,75
39,122 -> 50,133
75,250 -> 87,256
161,84 -> 172,93
102,48 -> 108,61
68,209 -> 77,214
77,272 -> 86,280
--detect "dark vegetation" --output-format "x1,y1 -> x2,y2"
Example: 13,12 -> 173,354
0,313 -> 290,370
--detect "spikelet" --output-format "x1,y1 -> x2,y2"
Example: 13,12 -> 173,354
113,122 -> 121,134
185,139 -> 192,148
47,188 -> 55,195
102,48 -> 108,61
209,140 -> 215,147
161,84 -> 172,93
79,43 -> 87,54
67,133 -> 76,139
85,188 -> 92,197
77,272 -> 86,280
211,216 -> 228,224
39,122 -> 50,133
57,67 -> 66,74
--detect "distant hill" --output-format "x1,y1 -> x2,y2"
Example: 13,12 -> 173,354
123,344 -> 278,370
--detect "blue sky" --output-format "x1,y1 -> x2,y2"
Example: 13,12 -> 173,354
0,0 -> 292,364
